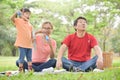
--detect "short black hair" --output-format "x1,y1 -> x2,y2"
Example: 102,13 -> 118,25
73,16 -> 87,26
21,8 -> 31,13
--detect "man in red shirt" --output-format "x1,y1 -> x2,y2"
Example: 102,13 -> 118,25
56,16 -> 103,72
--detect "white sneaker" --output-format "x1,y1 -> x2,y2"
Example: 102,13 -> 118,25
42,67 -> 54,73
93,68 -> 104,72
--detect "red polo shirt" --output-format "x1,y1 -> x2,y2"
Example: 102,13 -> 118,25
62,32 -> 98,62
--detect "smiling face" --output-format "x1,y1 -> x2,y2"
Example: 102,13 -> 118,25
23,12 -> 31,19
42,22 -> 53,35
21,8 -> 31,20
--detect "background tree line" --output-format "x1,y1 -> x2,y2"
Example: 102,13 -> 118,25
0,0 -> 120,56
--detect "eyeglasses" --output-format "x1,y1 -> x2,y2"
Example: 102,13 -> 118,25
42,27 -> 52,30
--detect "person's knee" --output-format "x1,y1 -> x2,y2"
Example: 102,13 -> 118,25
93,55 -> 98,60
50,58 -> 56,63
19,58 -> 26,64
49,58 -> 56,67
62,57 -> 66,61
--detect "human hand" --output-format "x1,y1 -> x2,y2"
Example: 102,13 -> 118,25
35,29 -> 45,35
56,59 -> 62,70
45,35 -> 49,41
96,57 -> 103,69
45,35 -> 52,45
16,10 -> 22,17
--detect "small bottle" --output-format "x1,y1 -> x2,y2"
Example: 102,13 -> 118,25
17,11 -> 21,18
45,35 -> 49,41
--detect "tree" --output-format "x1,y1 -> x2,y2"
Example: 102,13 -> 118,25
0,0 -> 24,56
1,0 -> 120,56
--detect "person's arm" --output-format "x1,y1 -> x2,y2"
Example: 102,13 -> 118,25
45,35 -> 55,58
11,11 -> 19,23
32,30 -> 43,42
56,44 -> 68,69
11,10 -> 22,23
35,30 -> 42,35
48,40 -> 55,58
93,45 -> 103,69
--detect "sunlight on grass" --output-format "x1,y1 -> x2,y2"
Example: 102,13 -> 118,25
0,68 -> 120,80
0,56 -> 18,71
0,56 -> 120,71
112,56 -> 120,67
0,56 -> 18,66
0,56 -> 120,80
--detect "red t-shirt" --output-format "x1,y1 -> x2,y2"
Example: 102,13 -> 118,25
62,32 -> 98,62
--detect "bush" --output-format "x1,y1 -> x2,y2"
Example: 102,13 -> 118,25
1,46 -> 12,56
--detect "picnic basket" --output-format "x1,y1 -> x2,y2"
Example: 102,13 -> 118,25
103,52 -> 113,68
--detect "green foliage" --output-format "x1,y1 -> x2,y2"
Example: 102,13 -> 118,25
111,26 -> 120,53
0,0 -> 120,56
0,0 -> 23,56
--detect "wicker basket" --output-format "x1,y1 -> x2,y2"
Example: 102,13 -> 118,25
103,52 -> 113,68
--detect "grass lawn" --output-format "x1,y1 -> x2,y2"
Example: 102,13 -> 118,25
0,56 -> 120,80
0,56 -> 18,72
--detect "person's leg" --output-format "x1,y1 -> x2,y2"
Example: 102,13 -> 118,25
18,47 -> 26,72
32,63 -> 41,72
26,48 -> 32,71
78,56 -> 98,72
69,60 -> 82,67
35,58 -> 56,72
62,57 -> 74,71
66,59 -> 83,72
16,60 -> 28,70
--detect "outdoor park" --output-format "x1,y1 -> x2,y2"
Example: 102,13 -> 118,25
0,0 -> 120,80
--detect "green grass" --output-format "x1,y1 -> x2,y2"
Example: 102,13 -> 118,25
0,56 -> 18,72
0,68 -> 120,80
0,56 -> 120,80
112,56 -> 120,67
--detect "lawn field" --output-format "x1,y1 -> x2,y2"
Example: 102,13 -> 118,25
0,56 -> 120,80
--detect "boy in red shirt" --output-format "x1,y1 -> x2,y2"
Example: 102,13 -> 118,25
56,16 -> 103,72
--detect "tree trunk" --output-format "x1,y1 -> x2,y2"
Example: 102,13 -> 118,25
103,39 -> 106,51
0,48 -> 1,55
66,26 -> 70,35
12,48 -> 16,56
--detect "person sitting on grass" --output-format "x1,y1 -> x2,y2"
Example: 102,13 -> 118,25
56,16 -> 103,72
16,21 -> 57,72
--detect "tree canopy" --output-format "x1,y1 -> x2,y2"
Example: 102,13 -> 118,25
0,0 -> 120,56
